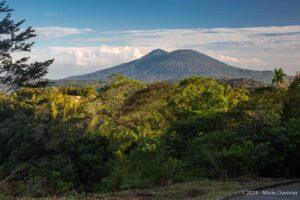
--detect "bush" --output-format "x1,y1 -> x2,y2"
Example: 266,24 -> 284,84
263,118 -> 300,177
103,139 -> 184,191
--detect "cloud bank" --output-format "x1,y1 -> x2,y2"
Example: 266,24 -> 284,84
37,25 -> 300,78
101,26 -> 300,50
50,45 -> 144,67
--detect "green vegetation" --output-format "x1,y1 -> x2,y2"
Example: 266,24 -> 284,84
1,73 -> 300,198
1,1 -> 300,199
272,68 -> 287,88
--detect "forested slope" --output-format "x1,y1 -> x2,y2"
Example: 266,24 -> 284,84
1,74 -> 300,198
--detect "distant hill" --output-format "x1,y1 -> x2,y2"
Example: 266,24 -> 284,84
65,49 -> 275,83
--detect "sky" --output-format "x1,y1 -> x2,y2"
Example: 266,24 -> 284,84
6,0 -> 300,79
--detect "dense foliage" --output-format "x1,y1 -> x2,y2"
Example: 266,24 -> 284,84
0,74 -> 299,198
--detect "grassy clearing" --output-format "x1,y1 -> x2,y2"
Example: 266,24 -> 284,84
11,178 -> 287,200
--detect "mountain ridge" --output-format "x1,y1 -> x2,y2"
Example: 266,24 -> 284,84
65,49 -> 275,83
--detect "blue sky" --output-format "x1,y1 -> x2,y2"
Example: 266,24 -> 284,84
7,0 -> 300,79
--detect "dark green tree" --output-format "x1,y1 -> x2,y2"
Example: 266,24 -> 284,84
272,68 -> 287,88
283,73 -> 300,119
0,1 -> 53,92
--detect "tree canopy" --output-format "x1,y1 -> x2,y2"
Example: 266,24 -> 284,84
272,68 -> 287,88
1,73 -> 300,197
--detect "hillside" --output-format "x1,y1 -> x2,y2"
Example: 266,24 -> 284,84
66,49 -> 275,83
1,75 -> 300,198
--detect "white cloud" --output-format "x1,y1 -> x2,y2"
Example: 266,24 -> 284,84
205,51 -> 263,68
105,26 -> 300,51
35,27 -> 93,39
49,45 -> 144,68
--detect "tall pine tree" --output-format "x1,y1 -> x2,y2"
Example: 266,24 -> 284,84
0,1 -> 53,92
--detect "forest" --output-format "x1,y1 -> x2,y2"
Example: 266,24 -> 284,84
0,0 -> 300,198
1,73 -> 300,197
